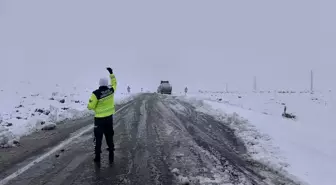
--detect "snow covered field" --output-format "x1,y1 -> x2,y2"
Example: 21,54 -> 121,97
182,91 -> 336,185
0,81 -> 133,148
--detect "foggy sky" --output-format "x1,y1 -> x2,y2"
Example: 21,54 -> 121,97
0,0 -> 335,93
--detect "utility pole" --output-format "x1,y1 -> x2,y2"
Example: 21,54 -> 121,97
226,83 -> 228,93
310,70 -> 314,93
253,76 -> 257,92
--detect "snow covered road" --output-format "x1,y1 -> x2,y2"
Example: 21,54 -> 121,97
1,93 -> 299,185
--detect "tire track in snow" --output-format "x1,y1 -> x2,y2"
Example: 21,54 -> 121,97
155,96 -> 250,185
160,95 -> 300,185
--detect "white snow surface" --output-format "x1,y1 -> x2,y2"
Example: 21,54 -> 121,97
180,91 -> 336,185
0,81 -> 135,147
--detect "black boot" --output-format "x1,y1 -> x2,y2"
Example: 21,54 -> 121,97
94,154 -> 101,163
109,152 -> 114,164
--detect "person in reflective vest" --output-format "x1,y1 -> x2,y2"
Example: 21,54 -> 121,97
87,67 -> 117,164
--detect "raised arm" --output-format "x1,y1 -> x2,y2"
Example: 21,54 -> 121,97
107,67 -> 117,92
110,74 -> 117,91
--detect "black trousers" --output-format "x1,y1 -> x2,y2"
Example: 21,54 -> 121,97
94,115 -> 114,155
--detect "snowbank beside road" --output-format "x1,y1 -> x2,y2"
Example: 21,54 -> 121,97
0,82 -> 134,148
181,91 -> 336,185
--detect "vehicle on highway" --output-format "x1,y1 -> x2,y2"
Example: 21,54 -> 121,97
157,80 -> 172,94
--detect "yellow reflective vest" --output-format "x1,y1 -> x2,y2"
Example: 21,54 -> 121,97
87,74 -> 117,118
